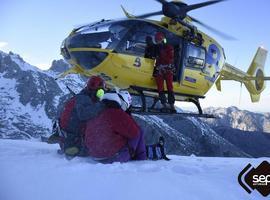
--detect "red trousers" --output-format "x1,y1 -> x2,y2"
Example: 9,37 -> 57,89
155,70 -> 173,92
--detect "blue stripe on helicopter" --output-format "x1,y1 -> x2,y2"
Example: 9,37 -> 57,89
185,76 -> 197,83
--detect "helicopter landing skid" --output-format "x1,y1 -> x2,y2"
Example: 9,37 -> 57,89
130,86 -> 216,119
130,107 -> 216,118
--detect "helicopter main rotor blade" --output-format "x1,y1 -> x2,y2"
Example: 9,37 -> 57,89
188,15 -> 237,40
136,11 -> 163,18
186,0 -> 225,12
154,0 -> 167,4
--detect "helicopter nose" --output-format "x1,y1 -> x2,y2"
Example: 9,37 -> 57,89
69,51 -> 108,70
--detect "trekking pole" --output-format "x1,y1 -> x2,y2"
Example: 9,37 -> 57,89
66,85 -> 76,96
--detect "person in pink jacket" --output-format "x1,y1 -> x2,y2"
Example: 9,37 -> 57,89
84,91 -> 146,163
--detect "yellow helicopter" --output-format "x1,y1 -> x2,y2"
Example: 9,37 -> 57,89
59,0 -> 269,117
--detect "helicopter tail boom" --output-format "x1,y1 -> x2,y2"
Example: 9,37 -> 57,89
218,46 -> 269,102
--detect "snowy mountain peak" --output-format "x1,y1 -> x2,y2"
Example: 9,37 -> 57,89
9,51 -> 41,72
0,50 -> 7,56
227,106 -> 240,113
203,107 -> 270,133
8,51 -> 24,61
48,59 -> 70,73
0,50 -> 41,72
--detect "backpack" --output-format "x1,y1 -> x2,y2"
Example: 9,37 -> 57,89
59,96 -> 76,130
146,136 -> 170,161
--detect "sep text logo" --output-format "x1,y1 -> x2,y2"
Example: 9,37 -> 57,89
238,161 -> 270,197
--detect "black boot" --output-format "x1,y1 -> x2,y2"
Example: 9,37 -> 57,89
168,91 -> 176,113
64,134 -> 81,157
167,91 -> 175,105
158,92 -> 169,112
158,91 -> 167,105
158,137 -> 170,161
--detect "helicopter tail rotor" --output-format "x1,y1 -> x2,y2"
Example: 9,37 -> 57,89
244,47 -> 269,102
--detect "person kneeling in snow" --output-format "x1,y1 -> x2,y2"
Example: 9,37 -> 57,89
84,91 -> 147,163
48,76 -> 106,157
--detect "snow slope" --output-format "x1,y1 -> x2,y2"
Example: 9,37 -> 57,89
0,139 -> 267,200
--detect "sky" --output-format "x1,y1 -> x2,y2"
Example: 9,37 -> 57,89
0,0 -> 270,112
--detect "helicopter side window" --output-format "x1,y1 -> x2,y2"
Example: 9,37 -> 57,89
126,32 -> 148,55
113,20 -> 183,81
116,22 -> 182,59
115,22 -> 159,57
107,22 -> 133,49
186,43 -> 206,69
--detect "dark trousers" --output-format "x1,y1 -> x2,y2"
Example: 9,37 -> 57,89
99,129 -> 147,164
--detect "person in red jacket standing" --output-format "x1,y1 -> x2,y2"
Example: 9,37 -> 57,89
153,32 -> 176,112
84,91 -> 146,163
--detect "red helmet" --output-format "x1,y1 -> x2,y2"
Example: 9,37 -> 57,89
87,76 -> 105,91
155,32 -> 165,43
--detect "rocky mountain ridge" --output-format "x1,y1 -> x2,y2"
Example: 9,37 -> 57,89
0,51 -> 85,139
203,106 -> 270,133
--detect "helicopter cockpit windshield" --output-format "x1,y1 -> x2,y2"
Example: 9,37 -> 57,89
66,20 -> 135,50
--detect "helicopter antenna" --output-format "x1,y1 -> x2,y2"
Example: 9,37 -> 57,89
121,5 -> 135,18
239,82 -> 243,105
232,56 -> 242,105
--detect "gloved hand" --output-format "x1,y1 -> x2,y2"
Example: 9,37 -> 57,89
152,67 -> 159,77
172,67 -> 176,75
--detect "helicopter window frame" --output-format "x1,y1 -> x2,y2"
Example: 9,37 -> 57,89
115,20 -> 183,58
185,43 -> 206,70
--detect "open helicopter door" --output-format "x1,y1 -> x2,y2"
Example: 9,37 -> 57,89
174,40 -> 186,82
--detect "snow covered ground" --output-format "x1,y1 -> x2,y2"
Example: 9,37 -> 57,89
0,139 -> 268,200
